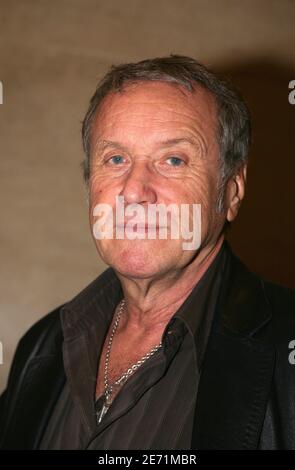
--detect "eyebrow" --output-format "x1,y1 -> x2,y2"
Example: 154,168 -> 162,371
93,139 -> 129,154
157,137 -> 198,147
93,137 -> 200,154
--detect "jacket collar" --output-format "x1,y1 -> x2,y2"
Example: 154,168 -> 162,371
216,241 -> 273,337
191,241 -> 275,450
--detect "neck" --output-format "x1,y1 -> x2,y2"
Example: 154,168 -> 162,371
116,234 -> 225,333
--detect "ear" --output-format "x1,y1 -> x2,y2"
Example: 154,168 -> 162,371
225,164 -> 247,222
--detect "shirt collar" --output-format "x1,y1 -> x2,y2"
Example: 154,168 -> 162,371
61,240 -> 227,346
173,240 -> 227,336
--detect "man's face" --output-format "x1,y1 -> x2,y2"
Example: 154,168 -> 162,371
88,82 -> 226,279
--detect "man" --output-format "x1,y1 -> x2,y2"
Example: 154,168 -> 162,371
0,55 -> 294,450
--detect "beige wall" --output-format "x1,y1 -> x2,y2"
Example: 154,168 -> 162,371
0,0 -> 294,392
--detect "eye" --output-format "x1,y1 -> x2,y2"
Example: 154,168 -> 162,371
108,155 -> 125,165
166,156 -> 185,167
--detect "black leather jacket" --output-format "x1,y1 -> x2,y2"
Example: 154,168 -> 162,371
1,243 -> 295,449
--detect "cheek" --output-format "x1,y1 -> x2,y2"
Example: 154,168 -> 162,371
178,169 -> 217,207
179,171 -> 220,232
89,172 -> 120,207
89,171 -> 106,195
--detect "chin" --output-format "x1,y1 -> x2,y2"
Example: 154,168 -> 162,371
98,240 -> 177,280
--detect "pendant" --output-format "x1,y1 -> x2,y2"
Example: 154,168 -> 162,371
95,394 -> 110,424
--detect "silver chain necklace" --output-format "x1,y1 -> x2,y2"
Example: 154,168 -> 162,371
95,299 -> 162,424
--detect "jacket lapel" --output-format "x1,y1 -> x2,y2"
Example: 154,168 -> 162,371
191,244 -> 276,450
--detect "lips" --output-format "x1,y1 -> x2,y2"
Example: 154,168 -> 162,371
115,224 -> 167,231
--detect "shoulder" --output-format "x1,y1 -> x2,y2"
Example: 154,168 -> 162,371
224,243 -> 295,341
263,279 -> 295,322
8,267 -> 118,368
19,305 -> 63,353
262,280 -> 295,344
8,305 -> 64,380
263,279 -> 295,310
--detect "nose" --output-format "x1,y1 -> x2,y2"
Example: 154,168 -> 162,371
120,160 -> 157,205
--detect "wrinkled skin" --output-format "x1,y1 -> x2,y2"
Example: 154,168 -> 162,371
88,81 -> 246,332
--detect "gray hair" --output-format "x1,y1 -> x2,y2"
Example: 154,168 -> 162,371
81,55 -> 251,212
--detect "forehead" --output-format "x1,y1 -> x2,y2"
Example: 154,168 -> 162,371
92,81 -> 218,145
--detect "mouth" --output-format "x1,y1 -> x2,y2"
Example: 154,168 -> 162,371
115,224 -> 168,231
